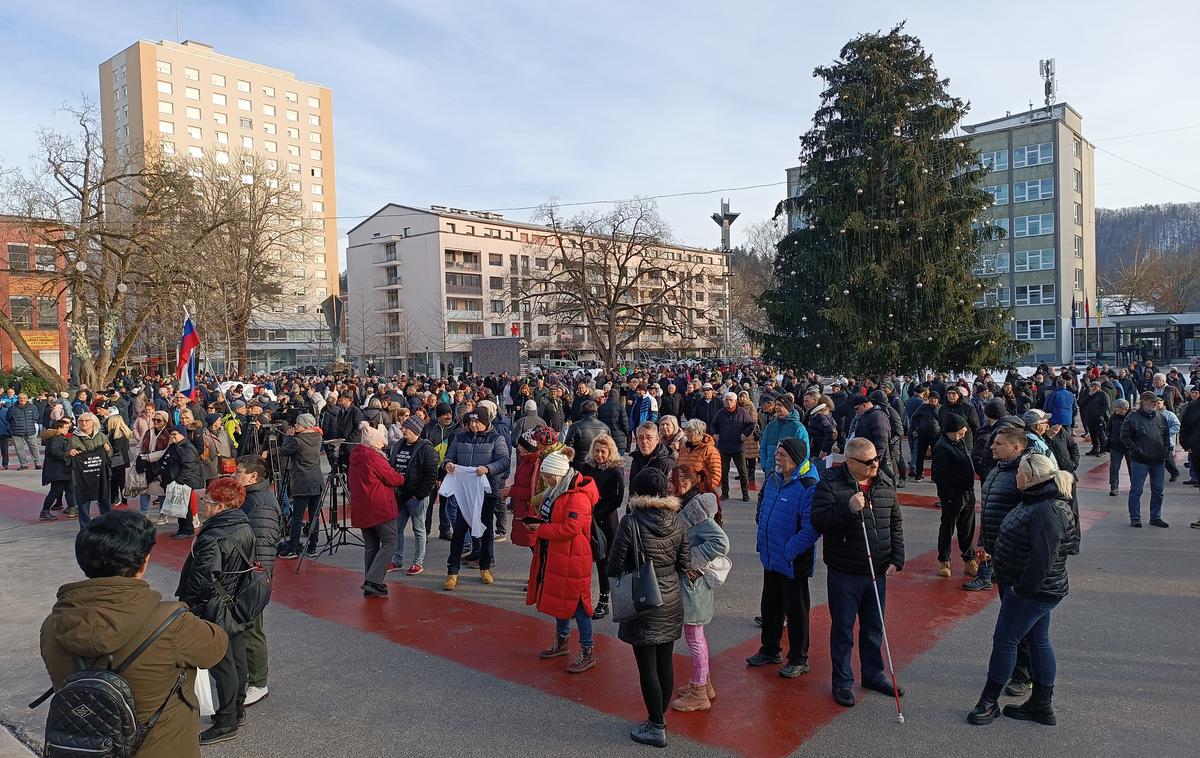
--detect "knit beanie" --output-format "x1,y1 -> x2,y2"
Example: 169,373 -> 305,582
984,398 -> 1007,421
403,417 -> 425,436
944,413 -> 968,433
360,421 -> 387,449
540,451 -> 570,478
631,467 -> 668,498
524,399 -> 538,412
478,399 -> 498,420
778,437 -> 808,466
435,402 -> 453,418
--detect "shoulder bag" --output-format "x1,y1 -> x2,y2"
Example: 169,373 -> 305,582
610,517 -> 663,622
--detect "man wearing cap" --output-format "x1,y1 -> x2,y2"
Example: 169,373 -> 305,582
1022,410 -> 1052,457
389,416 -> 438,574
760,395 -> 807,481
1080,380 -> 1111,456
848,395 -> 892,478
1120,392 -> 1171,528
442,406 -> 510,588
278,413 -> 325,559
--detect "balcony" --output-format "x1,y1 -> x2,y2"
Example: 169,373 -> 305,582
445,284 -> 483,296
445,259 -> 481,273
446,309 -> 483,321
375,279 -> 403,290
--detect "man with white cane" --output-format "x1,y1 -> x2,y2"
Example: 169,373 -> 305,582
812,438 -> 906,712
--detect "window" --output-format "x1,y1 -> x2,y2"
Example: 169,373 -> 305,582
286,126 -> 299,139
263,122 -> 276,135
185,106 -> 201,120
184,67 -> 199,81
972,253 -> 1010,275
310,166 -> 321,177
308,114 -> 321,127
1073,169 -> 1082,193
211,73 -> 226,87
34,245 -> 56,271
157,80 -> 172,94
1013,213 -> 1054,237
161,141 -> 176,154
260,85 -> 275,97
984,185 -> 1009,205
1074,235 -> 1083,258
8,297 -> 32,328
536,324 -> 551,338
158,120 -> 174,134
215,130 -> 228,144
489,254 -> 503,267
1015,284 -> 1055,305
213,111 -> 227,125
235,117 -> 250,129
309,132 -> 321,144
186,125 -> 201,139
1014,178 -> 1054,202
311,184 -> 322,195
1016,319 -> 1056,341
212,92 -> 227,106
490,299 -> 505,313
491,324 -> 506,337
307,96 -> 320,108
1073,139 -> 1082,158
241,136 -> 253,149
287,162 -> 300,173
975,286 -> 1010,307
264,140 -> 277,153
237,98 -> 251,112
287,144 -> 300,157
1073,202 -> 1083,225
215,150 -> 229,164
312,201 -> 323,213
6,243 -> 30,270
285,91 -> 298,103
237,79 -> 251,93
263,104 -> 276,117
310,149 -> 321,160
184,86 -> 200,101
1075,268 -> 1084,290
1012,142 -> 1053,168
37,298 -> 57,328
286,109 -> 299,122
156,60 -> 172,75
535,257 -> 549,270
446,222 -> 456,233
265,159 -> 277,170
446,322 -> 483,336
187,145 -> 203,158
980,150 -> 1008,171
489,276 -> 504,288
158,100 -> 173,114
1014,249 -> 1054,271
290,181 -> 302,192
315,270 -> 327,279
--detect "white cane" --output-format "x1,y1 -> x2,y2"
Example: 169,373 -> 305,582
860,508 -> 906,723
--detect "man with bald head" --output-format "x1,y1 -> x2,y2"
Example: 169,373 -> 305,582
811,438 -> 905,709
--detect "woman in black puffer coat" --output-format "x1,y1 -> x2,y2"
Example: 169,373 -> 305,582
968,453 -> 1077,728
606,467 -> 689,748
576,432 -> 626,620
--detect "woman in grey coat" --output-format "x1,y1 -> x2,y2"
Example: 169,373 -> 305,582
670,465 -> 730,713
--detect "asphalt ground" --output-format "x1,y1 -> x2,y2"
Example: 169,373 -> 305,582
1,451 -> 1198,757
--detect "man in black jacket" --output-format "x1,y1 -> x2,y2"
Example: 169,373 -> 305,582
1080,380 -> 1111,455
234,458 -> 281,708
811,438 -> 905,708
1120,391 -> 1171,528
932,415 -> 977,579
910,393 -> 941,482
597,389 -> 630,451
658,383 -> 683,421
390,417 -> 438,569
565,401 -> 610,462
849,396 -> 892,479
1107,400 -> 1132,497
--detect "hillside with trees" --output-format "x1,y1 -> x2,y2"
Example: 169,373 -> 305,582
1096,202 -> 1200,312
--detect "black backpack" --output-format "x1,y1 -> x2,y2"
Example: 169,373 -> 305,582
31,607 -> 187,758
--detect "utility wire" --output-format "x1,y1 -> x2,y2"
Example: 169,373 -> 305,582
1093,145 -> 1200,196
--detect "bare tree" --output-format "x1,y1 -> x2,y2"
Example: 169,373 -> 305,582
1152,250 -> 1200,313
514,199 -> 704,368
729,217 -> 784,352
1,101 -> 220,389
1099,245 -> 1161,315
345,277 -> 385,372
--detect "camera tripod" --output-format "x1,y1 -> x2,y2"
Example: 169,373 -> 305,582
296,443 -> 362,572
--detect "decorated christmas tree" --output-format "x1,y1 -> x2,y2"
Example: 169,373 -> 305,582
758,24 -> 1024,376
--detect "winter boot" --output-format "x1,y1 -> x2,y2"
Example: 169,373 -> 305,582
937,561 -> 952,578
442,575 -> 458,591
964,559 -> 980,577
705,675 -> 716,701
593,593 -> 610,620
1003,682 -> 1057,725
567,645 -> 596,673
630,721 -> 668,748
539,634 -> 570,659
967,679 -> 1005,725
670,682 -> 711,712
480,569 -> 495,584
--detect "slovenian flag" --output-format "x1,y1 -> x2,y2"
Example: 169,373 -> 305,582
1070,296 -> 1077,330
176,314 -> 201,400
1084,295 -> 1091,328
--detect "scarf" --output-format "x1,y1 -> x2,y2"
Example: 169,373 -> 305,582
538,468 -> 577,522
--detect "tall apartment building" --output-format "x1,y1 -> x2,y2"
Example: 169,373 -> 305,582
99,39 -> 338,371
962,103 -> 1096,365
346,205 -> 728,375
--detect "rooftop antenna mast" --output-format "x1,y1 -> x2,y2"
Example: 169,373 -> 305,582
1039,58 -> 1057,110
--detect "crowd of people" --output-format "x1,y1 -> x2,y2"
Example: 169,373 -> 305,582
29,355 -> 1200,752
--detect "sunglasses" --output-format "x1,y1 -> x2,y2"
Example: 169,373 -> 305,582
849,455 -> 881,466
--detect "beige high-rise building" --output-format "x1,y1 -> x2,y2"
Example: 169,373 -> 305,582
99,39 -> 338,370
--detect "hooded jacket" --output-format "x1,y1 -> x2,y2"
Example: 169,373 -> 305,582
850,406 -> 891,460
509,449 -> 541,549
679,490 -> 730,625
41,428 -> 73,484
994,478 -> 1076,601
811,466 -> 904,576
525,472 -> 599,620
759,410 -> 807,469
40,577 -> 228,758
279,430 -> 324,497
606,494 -> 691,646
756,458 -> 821,579
933,432 -> 976,497
348,444 -> 405,528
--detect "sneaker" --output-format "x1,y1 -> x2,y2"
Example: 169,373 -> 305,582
1169,473 -> 1179,483
1149,518 -> 1170,528
1131,520 -> 1142,528
387,562 -> 403,573
305,546 -> 319,558
199,726 -> 238,745
38,511 -> 57,521
1109,489 -> 1118,497
629,721 -> 668,748
406,563 -> 424,576
963,575 -> 992,592
493,533 -> 508,543
362,581 -> 388,597
64,507 -> 78,519
155,514 -> 168,525
278,548 -> 300,560
1189,520 -> 1200,529
50,503 -> 64,511
833,687 -> 856,707
171,532 -> 192,540
779,663 -> 810,678
243,685 -> 269,706
746,652 -> 783,667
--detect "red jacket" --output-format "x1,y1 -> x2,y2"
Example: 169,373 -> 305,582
509,449 -> 540,548
525,473 -> 599,620
348,445 -> 404,528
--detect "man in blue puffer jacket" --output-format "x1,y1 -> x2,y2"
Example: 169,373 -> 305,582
747,437 -> 820,678
1044,380 -> 1077,428
759,395 -> 808,475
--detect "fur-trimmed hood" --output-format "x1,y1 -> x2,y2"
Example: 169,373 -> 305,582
628,494 -> 680,511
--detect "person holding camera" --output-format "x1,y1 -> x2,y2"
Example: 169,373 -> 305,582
278,413 -> 325,560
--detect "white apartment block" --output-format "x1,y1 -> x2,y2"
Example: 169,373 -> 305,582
346,204 -> 730,375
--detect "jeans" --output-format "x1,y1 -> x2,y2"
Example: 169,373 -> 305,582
987,584 -> 1059,687
43,481 -> 76,514
719,450 -> 748,498
286,493 -> 322,552
826,568 -> 886,689
211,632 -> 247,728
12,434 -> 40,467
1108,449 -> 1130,491
937,488 -> 977,563
759,567 -> 811,665
393,496 -> 428,566
555,600 -> 593,647
1127,460 -> 1165,522
447,493 -> 495,573
444,495 -> 473,553
362,520 -> 398,586
76,499 -> 111,528
139,493 -> 152,514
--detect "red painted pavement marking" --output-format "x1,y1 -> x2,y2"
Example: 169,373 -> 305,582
0,484 -> 1107,758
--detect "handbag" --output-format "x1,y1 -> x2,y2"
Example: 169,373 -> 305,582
218,456 -> 237,475
207,542 -> 272,634
125,468 -> 148,498
611,518 -> 663,622
589,519 -> 608,563
161,482 -> 192,518
193,668 -> 216,717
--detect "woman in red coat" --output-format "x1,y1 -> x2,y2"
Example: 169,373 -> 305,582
526,451 -> 599,673
349,422 -> 404,597
506,431 -> 542,550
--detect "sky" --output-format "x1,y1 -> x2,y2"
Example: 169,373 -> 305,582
2,0 -> 1199,269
